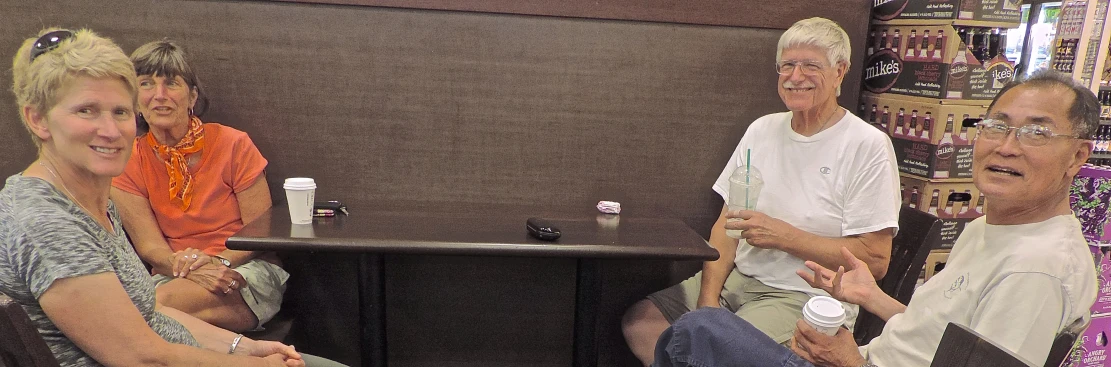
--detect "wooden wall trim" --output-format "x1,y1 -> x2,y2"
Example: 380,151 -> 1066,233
263,0 -> 868,29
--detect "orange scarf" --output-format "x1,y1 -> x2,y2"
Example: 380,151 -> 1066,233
148,116 -> 205,211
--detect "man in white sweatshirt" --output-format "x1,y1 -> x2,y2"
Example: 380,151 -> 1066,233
652,69 -> 1101,367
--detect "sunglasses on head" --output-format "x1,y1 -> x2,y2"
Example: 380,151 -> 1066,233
29,29 -> 75,62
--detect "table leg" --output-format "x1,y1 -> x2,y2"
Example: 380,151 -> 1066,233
359,254 -> 387,367
573,258 -> 599,367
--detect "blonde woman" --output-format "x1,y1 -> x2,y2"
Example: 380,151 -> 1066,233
0,28 -> 304,367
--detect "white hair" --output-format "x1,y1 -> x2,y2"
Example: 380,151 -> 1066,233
775,17 -> 851,69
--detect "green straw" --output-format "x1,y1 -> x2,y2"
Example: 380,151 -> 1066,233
745,149 -> 751,209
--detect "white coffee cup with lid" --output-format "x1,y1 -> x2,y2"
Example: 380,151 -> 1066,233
802,295 -> 846,336
284,178 -> 316,225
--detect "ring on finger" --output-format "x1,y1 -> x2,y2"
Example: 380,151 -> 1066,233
190,254 -> 198,259
230,280 -> 238,288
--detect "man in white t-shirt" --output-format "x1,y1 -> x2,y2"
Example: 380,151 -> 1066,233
621,17 -> 901,366
652,69 -> 1100,367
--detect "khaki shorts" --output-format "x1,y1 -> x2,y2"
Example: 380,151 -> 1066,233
646,268 -> 811,344
153,258 -> 289,330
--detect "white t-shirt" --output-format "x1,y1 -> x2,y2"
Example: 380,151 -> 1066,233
712,111 -> 901,298
861,215 -> 1098,367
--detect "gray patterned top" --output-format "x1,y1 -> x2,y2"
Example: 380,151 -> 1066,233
0,175 -> 199,366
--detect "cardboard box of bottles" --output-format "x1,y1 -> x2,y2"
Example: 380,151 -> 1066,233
1089,245 -> 1111,317
923,249 -> 950,280
862,23 -> 1016,100
858,92 -> 986,144
1058,246 -> 1111,367
898,175 -> 982,249
858,93 -> 985,180
872,0 -> 1022,25
1061,315 -> 1111,367
1071,165 -> 1111,246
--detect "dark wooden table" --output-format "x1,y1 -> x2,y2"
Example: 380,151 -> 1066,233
227,202 -> 717,367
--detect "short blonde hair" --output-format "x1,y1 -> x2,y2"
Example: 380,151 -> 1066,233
11,28 -> 138,147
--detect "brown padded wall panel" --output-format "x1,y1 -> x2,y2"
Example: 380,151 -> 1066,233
263,0 -> 868,30
0,0 -> 872,237
0,2 -> 870,366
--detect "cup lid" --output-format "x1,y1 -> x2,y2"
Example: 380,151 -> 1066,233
284,177 -> 316,189
804,296 -> 846,326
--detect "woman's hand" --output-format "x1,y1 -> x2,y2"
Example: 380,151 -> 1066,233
237,338 -> 304,367
796,247 -> 880,305
262,353 -> 305,367
790,320 -> 867,367
184,263 -> 247,295
168,248 -> 212,278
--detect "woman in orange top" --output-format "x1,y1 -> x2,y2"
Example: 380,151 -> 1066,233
112,40 -> 287,332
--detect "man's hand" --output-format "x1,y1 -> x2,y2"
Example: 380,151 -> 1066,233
184,263 -> 247,295
796,247 -> 880,306
790,320 -> 867,367
725,210 -> 801,250
695,297 -> 722,309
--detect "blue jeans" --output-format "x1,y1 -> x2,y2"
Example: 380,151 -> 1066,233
653,307 -> 816,367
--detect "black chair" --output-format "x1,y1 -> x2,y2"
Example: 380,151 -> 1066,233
0,293 -> 60,367
1043,318 -> 1087,367
853,206 -> 941,345
930,322 -> 1036,367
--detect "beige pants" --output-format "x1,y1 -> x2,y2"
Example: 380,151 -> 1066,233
646,268 -> 812,344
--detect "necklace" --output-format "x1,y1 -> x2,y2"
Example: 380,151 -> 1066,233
38,161 -> 100,217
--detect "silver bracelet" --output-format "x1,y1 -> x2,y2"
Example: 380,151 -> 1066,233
228,334 -> 244,354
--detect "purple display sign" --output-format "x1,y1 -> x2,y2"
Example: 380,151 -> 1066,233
1071,165 -> 1111,245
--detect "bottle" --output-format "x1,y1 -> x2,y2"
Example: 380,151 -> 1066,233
957,189 -> 973,217
900,183 -> 907,203
858,102 -> 866,118
893,29 -> 902,56
909,186 -> 920,209
928,189 -> 940,216
971,28 -> 985,62
942,189 -> 957,218
958,114 -> 971,144
974,193 -> 986,215
987,28 -> 1000,60
920,30 -> 931,59
922,112 -> 933,141
867,30 -> 876,56
906,29 -> 918,60
932,29 -> 945,61
937,119 -> 955,178
881,106 -> 891,130
910,110 -> 920,137
895,108 -> 906,136
881,29 -> 890,50
997,29 -> 1007,60
869,104 -> 878,125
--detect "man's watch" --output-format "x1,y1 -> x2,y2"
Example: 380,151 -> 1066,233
859,362 -> 878,367
213,255 -> 232,267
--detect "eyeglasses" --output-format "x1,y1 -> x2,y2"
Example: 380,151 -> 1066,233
775,60 -> 826,76
974,118 -> 1084,146
29,30 -> 75,62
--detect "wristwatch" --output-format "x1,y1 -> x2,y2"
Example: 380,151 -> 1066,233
213,255 -> 232,267
859,362 -> 879,367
